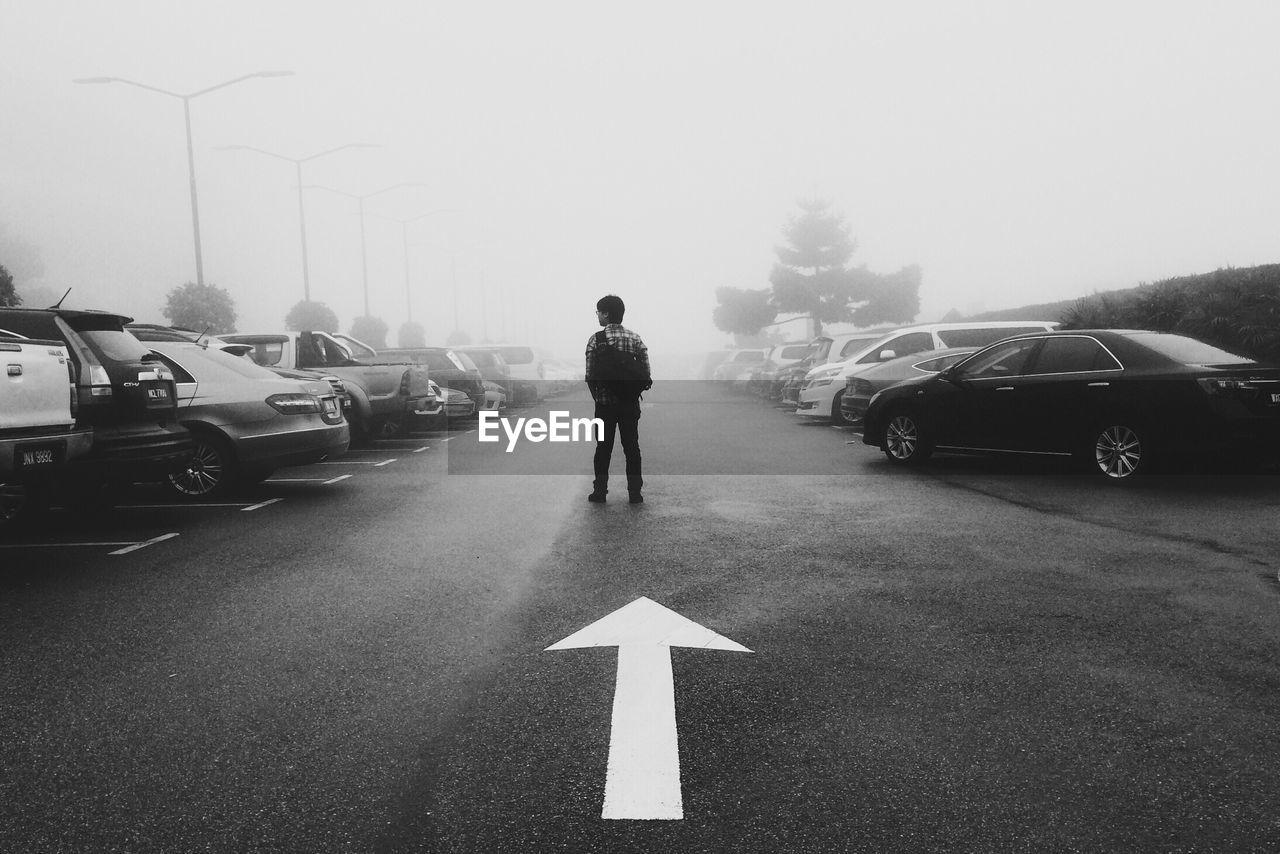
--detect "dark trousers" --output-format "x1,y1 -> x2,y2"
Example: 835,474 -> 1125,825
593,400 -> 642,494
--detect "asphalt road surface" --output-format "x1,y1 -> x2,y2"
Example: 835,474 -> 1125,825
2,381 -> 1278,853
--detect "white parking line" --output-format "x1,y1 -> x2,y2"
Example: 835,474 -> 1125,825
412,446 -> 429,453
373,458 -> 397,467
319,460 -> 391,465
109,532 -> 180,555
241,498 -> 283,512
0,541 -> 136,549
322,474 -> 353,485
121,503 -> 254,509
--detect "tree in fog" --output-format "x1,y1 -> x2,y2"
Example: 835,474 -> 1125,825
0,225 -> 45,286
0,264 -> 19,308
398,321 -> 425,348
769,199 -> 920,335
163,282 -> 236,334
712,286 -> 776,337
285,300 -> 339,332
446,329 -> 471,346
349,315 -> 388,348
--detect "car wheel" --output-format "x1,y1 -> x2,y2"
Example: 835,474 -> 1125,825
371,415 -> 405,439
167,433 -> 237,499
831,390 -> 855,427
1090,423 -> 1145,479
881,408 -> 933,466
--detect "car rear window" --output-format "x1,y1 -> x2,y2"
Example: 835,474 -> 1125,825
780,345 -> 811,359
936,326 -> 1049,347
155,346 -> 281,382
74,328 -> 155,362
1126,333 -> 1252,366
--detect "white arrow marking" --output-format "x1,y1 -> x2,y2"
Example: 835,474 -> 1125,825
546,596 -> 750,820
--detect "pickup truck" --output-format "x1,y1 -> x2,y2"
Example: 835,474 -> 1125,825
0,332 -> 94,523
221,330 -> 437,440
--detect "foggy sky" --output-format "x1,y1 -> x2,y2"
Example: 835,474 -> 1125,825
3,1 -> 1279,360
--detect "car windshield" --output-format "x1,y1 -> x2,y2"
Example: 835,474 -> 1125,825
1127,332 -> 1254,366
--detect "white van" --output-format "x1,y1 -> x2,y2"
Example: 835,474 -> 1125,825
795,321 -> 1059,425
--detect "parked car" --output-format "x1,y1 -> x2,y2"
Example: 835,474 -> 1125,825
712,348 -> 768,382
375,346 -> 489,412
458,345 -> 543,403
797,321 -> 1059,426
129,323 -> 355,418
221,330 -> 434,441
438,385 -> 476,420
0,330 -> 94,524
861,330 -> 1280,479
748,341 -> 815,399
145,341 -> 350,498
456,347 -> 514,404
839,347 -> 978,427
481,379 -> 508,413
0,307 -> 190,505
779,334 -> 888,405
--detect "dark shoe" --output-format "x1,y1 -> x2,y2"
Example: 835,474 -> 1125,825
629,493 -> 643,504
588,491 -> 607,503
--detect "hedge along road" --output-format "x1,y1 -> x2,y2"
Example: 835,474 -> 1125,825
1,381 -> 1278,852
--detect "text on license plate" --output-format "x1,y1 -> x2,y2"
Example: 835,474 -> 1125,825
148,388 -> 168,400
1272,393 -> 1280,404
21,449 -> 54,466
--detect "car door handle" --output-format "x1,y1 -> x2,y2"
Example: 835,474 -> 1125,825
1088,382 -> 1110,387
995,386 -> 1015,392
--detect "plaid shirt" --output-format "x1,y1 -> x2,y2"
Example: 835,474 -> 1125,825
585,323 -> 650,405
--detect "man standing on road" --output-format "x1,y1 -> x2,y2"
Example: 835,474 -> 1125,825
585,294 -> 650,504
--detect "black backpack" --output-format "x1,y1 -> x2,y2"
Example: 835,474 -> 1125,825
590,330 -> 652,401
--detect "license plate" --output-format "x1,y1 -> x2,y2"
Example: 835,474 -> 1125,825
1272,393 -> 1280,404
16,443 -> 61,470
147,387 -> 169,401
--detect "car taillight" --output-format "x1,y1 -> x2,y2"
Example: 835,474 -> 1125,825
68,358 -> 78,416
1196,377 -> 1256,396
266,393 -> 322,415
88,364 -> 113,396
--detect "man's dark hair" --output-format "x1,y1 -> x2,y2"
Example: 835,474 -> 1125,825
597,294 -> 625,324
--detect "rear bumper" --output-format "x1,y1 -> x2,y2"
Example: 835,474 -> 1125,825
0,428 -> 95,482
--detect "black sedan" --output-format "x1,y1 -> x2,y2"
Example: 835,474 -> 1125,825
861,330 -> 1280,478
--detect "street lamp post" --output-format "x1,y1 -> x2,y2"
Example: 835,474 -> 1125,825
74,71 -> 294,287
306,183 -> 426,317
370,209 -> 460,323
215,144 -> 379,301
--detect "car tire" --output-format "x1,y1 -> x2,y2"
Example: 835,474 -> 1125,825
370,415 -> 405,439
881,408 -> 933,466
1087,422 -> 1147,480
831,390 -> 855,427
167,432 -> 237,500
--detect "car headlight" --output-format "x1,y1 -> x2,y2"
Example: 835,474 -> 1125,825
806,377 -> 834,389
